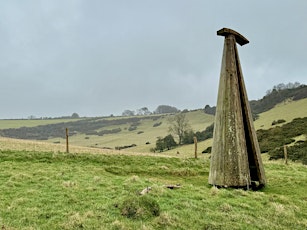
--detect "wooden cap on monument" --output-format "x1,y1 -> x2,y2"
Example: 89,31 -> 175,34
217,28 -> 249,46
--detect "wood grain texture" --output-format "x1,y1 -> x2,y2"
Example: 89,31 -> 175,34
209,29 -> 266,188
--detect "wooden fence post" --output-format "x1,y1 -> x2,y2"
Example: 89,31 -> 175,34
284,145 -> 288,165
66,128 -> 69,153
194,136 -> 198,159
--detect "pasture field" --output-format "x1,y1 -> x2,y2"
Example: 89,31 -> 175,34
0,98 -> 306,154
45,110 -> 215,153
0,149 -> 307,229
254,98 -> 307,130
0,118 -> 81,129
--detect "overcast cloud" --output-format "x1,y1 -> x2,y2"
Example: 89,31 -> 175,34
0,1 -> 306,118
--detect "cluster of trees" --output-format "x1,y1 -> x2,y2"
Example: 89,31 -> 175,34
154,135 -> 177,152
204,105 -> 216,115
250,83 -> 306,114
153,113 -> 214,152
122,107 -> 152,116
204,82 -> 306,117
265,82 -> 302,95
122,105 -> 180,117
27,113 -> 80,120
154,105 -> 179,114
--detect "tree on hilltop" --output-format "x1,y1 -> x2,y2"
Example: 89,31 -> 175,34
154,105 -> 179,114
137,107 -> 151,116
122,110 -> 135,116
71,113 -> 80,119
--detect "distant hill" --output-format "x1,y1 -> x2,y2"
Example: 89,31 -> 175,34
0,110 -> 214,153
0,115 -> 165,140
204,83 -> 307,116
0,83 -> 306,156
250,84 -> 307,114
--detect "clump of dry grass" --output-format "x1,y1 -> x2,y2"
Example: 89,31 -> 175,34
125,175 -> 140,183
61,212 -> 84,230
62,181 -> 77,188
121,196 -> 160,219
219,203 -> 232,212
210,186 -> 219,196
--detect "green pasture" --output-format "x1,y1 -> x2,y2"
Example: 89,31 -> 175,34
254,98 -> 307,130
1,98 -> 306,155
56,99 -> 306,153
46,110 -> 214,153
0,150 -> 306,229
0,118 -> 81,129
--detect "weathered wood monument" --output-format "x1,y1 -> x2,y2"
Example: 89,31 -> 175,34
208,28 -> 266,189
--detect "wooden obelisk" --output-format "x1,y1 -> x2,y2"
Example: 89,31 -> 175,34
208,28 -> 266,189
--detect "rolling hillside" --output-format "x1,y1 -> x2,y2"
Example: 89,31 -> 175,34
1,87 -> 306,229
0,98 -> 306,157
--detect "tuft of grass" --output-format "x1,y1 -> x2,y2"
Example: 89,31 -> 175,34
121,195 -> 160,219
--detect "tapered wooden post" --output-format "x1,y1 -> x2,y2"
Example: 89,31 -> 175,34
193,136 -> 198,159
66,128 -> 69,153
284,145 -> 288,165
208,28 -> 266,189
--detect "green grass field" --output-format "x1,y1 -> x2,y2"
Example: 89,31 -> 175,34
0,150 -> 306,229
0,118 -> 80,129
0,99 -> 307,229
254,98 -> 307,130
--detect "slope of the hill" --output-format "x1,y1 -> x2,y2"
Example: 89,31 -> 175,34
0,118 -> 80,129
254,98 -> 307,130
0,110 -> 215,154
166,98 -> 307,158
0,87 -> 306,155
204,84 -> 307,116
250,84 -> 307,114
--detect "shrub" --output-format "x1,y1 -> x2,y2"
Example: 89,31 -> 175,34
115,144 -> 137,150
182,130 -> 195,144
271,119 -> 286,126
269,141 -> 307,164
153,122 -> 162,127
128,125 -> 137,131
121,196 -> 160,219
97,128 -> 122,136
155,135 -> 177,152
258,117 -> 307,153
181,123 -> 215,145
202,146 -> 212,154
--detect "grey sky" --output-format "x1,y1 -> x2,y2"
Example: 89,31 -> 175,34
1,1 -> 306,118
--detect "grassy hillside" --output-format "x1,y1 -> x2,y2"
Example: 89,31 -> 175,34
0,118 -> 80,129
0,98 -> 306,155
0,150 -> 306,229
254,98 -> 307,130
0,98 -> 306,228
165,98 -> 307,156
41,110 -> 213,154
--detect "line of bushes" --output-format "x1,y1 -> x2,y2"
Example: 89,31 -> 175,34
0,116 -> 162,140
257,117 -> 307,153
257,117 -> 307,164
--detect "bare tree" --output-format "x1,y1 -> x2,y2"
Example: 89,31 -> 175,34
168,113 -> 191,145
